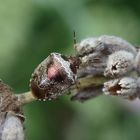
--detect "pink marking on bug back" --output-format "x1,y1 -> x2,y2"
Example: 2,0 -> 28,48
47,66 -> 58,80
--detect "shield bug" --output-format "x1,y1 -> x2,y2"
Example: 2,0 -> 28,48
30,53 -> 80,100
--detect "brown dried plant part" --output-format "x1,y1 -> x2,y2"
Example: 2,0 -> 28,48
103,77 -> 138,100
0,80 -> 23,115
0,80 -> 24,140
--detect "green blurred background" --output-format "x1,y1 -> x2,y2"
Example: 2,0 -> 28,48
1,0 -> 140,139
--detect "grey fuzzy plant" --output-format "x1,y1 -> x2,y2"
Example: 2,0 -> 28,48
0,35 -> 140,140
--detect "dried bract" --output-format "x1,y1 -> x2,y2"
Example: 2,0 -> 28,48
0,81 -> 22,114
104,51 -> 134,77
103,77 -> 138,99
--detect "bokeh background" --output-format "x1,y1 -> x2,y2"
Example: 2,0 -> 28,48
1,0 -> 140,140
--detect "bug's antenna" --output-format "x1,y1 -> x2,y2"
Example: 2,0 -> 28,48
73,30 -> 77,50
73,30 -> 77,44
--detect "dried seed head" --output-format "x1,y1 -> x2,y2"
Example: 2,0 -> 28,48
104,51 -> 134,77
75,35 -> 136,77
103,77 -> 138,99
30,53 -> 79,100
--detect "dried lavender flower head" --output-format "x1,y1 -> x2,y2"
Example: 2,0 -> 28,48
30,53 -> 79,100
104,51 -> 134,77
75,35 -> 137,56
75,35 -> 136,77
103,77 -> 138,99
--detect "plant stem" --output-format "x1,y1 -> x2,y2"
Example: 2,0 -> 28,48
16,91 -> 36,106
74,75 -> 107,89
